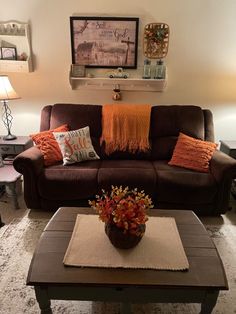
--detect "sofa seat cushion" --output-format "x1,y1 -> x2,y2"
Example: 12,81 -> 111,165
153,161 -> 217,204
98,160 -> 156,197
38,161 -> 101,200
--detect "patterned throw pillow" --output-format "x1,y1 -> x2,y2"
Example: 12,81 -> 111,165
168,132 -> 217,173
30,124 -> 69,166
53,126 -> 100,165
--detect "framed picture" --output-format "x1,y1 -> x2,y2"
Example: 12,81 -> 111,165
71,64 -> 85,77
1,47 -> 17,60
70,16 -> 139,68
0,153 -> 3,168
0,48 -> 2,59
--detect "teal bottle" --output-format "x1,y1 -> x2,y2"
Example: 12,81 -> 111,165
142,59 -> 151,79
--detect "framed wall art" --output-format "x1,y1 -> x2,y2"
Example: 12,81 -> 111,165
1,47 -> 17,60
71,64 -> 85,77
70,16 -> 139,68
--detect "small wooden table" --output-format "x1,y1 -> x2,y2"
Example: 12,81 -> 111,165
0,136 -> 33,157
0,165 -> 22,209
220,140 -> 236,158
220,140 -> 236,197
27,207 -> 228,314
0,136 -> 33,211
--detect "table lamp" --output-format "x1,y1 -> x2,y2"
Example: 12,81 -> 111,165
0,75 -> 20,140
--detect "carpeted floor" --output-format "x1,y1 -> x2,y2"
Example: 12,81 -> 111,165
0,193 -> 236,314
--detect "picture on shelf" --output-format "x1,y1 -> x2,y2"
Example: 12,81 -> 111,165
1,47 -> 17,60
0,153 -> 3,167
71,64 -> 85,77
70,16 -> 139,68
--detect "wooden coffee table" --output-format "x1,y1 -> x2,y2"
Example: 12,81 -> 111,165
27,207 -> 228,314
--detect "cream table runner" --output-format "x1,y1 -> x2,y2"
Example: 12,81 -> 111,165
63,215 -> 189,271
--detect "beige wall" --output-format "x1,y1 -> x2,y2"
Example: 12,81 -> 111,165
1,0 -> 236,142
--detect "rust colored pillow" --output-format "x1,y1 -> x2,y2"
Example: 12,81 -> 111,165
30,124 -> 69,166
168,132 -> 217,173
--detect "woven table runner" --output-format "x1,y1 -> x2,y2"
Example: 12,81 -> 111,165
63,215 -> 189,271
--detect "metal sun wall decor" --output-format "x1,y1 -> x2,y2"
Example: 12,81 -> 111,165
143,23 -> 170,59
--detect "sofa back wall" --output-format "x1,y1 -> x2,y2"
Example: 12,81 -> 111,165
0,0 -> 236,143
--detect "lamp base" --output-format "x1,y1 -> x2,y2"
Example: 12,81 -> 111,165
3,134 -> 17,141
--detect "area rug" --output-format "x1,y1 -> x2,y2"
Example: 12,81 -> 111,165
0,215 -> 235,314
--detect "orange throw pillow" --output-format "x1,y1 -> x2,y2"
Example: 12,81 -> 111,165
30,124 -> 69,166
168,132 -> 217,173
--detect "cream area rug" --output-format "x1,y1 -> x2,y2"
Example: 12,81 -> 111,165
0,209 -> 236,313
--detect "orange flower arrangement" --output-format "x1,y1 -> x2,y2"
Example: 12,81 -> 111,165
89,186 -> 153,236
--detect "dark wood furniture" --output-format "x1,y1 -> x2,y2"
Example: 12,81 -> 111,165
27,207 -> 228,314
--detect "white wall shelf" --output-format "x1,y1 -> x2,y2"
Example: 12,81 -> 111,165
0,20 -> 33,73
69,76 -> 167,92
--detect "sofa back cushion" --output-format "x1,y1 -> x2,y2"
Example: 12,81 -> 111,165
40,103 -> 102,156
40,104 -> 213,161
150,105 -> 206,160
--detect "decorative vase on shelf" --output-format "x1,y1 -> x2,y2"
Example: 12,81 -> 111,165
105,222 -> 146,249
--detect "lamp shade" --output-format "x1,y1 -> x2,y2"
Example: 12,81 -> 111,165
0,75 -> 20,100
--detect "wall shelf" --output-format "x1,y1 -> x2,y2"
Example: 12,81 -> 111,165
69,76 -> 167,92
0,59 -> 32,72
0,20 -> 33,73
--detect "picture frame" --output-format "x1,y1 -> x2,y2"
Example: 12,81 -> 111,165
0,48 -> 2,59
1,47 -> 17,60
0,153 -> 3,168
70,16 -> 139,69
71,64 -> 85,77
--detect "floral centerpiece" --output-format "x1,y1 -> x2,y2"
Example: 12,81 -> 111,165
89,186 -> 153,249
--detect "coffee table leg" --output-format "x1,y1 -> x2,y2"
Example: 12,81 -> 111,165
0,214 -> 4,227
121,302 -> 131,314
200,290 -> 219,314
35,286 -> 52,314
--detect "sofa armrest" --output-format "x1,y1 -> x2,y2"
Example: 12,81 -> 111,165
13,146 -> 44,209
210,149 -> 236,214
210,149 -> 236,182
13,146 -> 44,175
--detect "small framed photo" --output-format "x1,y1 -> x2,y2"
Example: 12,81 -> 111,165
0,49 -> 2,59
71,64 -> 85,77
0,153 -> 3,168
1,47 -> 17,60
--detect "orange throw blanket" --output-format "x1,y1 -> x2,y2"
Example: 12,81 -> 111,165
101,104 -> 151,154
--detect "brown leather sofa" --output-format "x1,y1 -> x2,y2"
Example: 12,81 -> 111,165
13,103 -> 236,215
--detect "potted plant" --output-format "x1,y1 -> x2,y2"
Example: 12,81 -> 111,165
89,186 -> 153,249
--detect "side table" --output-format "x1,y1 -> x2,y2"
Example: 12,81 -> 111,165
220,140 -> 236,158
0,136 -> 33,210
0,165 -> 22,209
0,136 -> 33,158
220,140 -> 236,197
